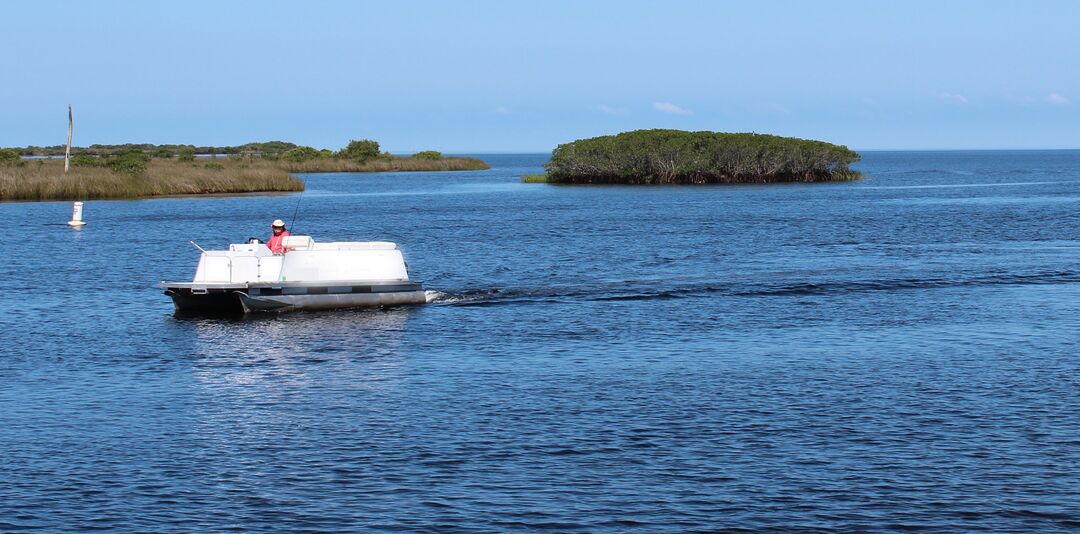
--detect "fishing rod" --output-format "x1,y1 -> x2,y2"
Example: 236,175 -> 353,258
289,187 -> 304,234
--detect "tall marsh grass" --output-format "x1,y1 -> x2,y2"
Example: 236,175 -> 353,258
0,155 -> 490,201
0,159 -> 304,201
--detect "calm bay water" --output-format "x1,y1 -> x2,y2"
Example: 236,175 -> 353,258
1,151 -> 1079,531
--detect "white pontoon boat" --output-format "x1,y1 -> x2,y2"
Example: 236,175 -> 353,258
160,236 -> 426,314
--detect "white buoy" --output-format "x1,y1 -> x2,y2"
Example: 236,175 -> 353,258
68,201 -> 86,227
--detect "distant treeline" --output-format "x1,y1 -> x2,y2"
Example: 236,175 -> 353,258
544,129 -> 861,184
3,139 -> 486,173
1,138 -> 489,200
5,139 -> 470,165
11,141 -> 299,157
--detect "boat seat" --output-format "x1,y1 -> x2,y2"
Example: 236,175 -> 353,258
282,235 -> 314,250
313,241 -> 398,251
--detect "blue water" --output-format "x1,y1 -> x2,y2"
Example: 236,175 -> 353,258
2,151 -> 1079,531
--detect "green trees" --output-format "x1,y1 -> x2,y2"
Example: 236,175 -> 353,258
282,146 -> 321,162
545,129 -> 861,184
238,141 -> 298,159
338,139 -> 380,164
107,150 -> 150,175
0,139 -> 491,173
178,147 -> 196,162
0,149 -> 21,166
71,155 -> 103,167
412,150 -> 442,160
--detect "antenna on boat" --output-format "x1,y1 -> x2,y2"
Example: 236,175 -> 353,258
289,188 -> 303,233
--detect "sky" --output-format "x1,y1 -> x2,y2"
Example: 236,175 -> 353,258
2,0 -> 1078,152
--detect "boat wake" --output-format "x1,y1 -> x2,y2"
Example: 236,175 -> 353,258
424,290 -> 451,303
424,270 -> 1080,307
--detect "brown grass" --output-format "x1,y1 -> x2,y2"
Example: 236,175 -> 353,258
0,159 -> 304,201
1,155 -> 490,201
281,156 -> 490,173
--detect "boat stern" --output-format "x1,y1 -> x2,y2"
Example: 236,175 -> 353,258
160,283 -> 247,315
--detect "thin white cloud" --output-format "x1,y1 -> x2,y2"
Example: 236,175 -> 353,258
767,103 -> 791,115
494,105 -> 511,115
936,92 -> 969,105
653,102 -> 692,115
598,105 -> 627,116
1045,92 -> 1072,106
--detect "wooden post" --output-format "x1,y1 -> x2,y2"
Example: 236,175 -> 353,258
64,104 -> 73,173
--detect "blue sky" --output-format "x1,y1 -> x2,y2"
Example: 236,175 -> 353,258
2,1 -> 1078,152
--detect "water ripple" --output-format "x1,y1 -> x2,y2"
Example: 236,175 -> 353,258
2,152 -> 1080,530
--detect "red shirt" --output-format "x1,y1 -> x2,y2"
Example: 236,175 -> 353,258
268,230 -> 290,254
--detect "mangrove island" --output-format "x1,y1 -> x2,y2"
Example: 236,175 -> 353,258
532,129 -> 861,184
0,140 -> 489,201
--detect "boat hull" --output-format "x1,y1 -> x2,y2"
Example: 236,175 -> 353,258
162,281 -> 426,315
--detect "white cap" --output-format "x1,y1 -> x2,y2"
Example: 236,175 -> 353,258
272,219 -> 286,227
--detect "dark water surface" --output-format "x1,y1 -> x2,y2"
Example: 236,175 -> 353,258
2,152 -> 1079,531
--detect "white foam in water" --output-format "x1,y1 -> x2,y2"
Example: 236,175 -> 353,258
424,290 -> 490,304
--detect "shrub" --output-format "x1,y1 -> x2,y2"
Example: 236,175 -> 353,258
338,139 -> 380,164
239,140 -> 297,159
413,150 -> 442,160
282,146 -> 320,162
521,173 -> 549,183
0,148 -> 21,166
153,148 -> 174,158
178,147 -> 196,162
205,162 -> 225,170
71,154 -> 104,167
107,150 -> 150,175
